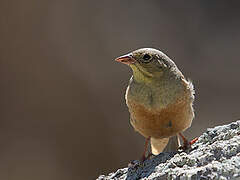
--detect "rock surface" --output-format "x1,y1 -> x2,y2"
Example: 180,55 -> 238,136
97,121 -> 240,180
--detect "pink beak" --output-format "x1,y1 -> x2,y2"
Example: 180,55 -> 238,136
115,53 -> 136,65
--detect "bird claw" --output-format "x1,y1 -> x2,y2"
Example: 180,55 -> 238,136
145,152 -> 155,160
178,134 -> 198,152
140,152 -> 154,162
128,152 -> 155,169
128,160 -> 141,168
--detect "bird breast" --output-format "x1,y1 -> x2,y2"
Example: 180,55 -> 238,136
125,78 -> 194,139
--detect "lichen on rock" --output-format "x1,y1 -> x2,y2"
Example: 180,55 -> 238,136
97,120 -> 240,180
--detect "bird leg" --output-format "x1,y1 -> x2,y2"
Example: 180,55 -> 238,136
178,132 -> 198,151
140,136 -> 151,162
128,137 -> 152,167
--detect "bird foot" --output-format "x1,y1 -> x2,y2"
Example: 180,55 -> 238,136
140,152 -> 154,162
178,133 -> 198,151
178,137 -> 198,151
128,160 -> 141,168
128,153 -> 154,168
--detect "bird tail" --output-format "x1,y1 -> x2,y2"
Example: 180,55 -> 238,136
151,136 -> 180,155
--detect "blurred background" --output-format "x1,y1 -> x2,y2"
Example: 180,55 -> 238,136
1,1 -> 240,179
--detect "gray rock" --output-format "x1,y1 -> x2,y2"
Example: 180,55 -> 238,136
97,120 -> 240,180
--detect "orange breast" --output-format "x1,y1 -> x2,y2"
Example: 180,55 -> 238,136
127,96 -> 193,138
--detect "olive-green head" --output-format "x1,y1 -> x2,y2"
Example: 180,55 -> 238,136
115,48 -> 177,82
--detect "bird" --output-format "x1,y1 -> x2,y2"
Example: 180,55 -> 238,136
115,48 -> 197,161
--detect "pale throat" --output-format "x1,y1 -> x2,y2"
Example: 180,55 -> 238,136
128,65 -> 185,108
130,64 -> 154,84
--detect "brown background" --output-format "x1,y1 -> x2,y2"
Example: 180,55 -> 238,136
1,1 -> 240,179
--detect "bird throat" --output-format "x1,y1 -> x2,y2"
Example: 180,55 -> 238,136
130,64 -> 154,84
128,66 -> 184,109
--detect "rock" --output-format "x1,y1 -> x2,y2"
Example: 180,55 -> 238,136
97,120 -> 240,180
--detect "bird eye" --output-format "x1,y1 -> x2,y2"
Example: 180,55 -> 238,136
142,54 -> 152,63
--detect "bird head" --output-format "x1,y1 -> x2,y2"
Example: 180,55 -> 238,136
115,48 -> 176,83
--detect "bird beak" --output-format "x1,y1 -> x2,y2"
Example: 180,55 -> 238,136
115,53 -> 136,65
